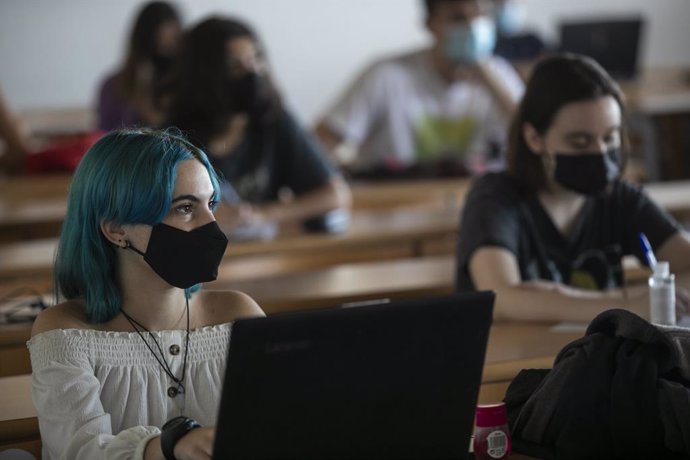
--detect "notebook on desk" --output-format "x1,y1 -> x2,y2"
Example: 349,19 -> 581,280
559,17 -> 644,80
213,292 -> 495,460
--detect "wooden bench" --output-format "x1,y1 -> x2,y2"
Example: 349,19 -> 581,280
0,175 -> 469,242
4,173 -> 689,245
0,253 -> 652,380
0,206 -> 459,282
0,255 -> 455,378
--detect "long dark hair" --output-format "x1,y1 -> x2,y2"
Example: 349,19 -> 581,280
119,1 -> 181,100
507,53 -> 628,193
164,16 -> 281,151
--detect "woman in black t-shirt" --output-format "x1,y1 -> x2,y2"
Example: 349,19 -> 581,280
163,17 -> 351,237
456,53 -> 690,322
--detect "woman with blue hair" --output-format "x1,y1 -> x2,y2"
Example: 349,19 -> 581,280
28,129 -> 263,459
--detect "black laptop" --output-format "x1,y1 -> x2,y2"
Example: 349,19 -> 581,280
213,292 -> 495,459
559,17 -> 644,80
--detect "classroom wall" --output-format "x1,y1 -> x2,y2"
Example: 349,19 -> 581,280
1,0 -> 689,125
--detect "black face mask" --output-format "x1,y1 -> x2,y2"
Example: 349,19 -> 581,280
226,72 -> 271,119
151,54 -> 175,77
553,149 -> 620,195
127,221 -> 228,289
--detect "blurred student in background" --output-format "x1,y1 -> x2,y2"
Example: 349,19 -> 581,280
164,17 -> 351,237
0,87 -> 29,175
491,0 -> 547,64
96,1 -> 181,131
456,54 -> 690,322
315,0 -> 524,179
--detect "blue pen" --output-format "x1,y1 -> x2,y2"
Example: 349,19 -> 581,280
638,232 -> 657,268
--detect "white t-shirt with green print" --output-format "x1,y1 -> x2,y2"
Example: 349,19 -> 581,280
322,48 -> 524,175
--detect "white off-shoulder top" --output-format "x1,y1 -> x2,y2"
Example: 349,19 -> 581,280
27,323 -> 232,460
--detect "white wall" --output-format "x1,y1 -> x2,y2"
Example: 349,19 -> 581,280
1,0 -> 689,125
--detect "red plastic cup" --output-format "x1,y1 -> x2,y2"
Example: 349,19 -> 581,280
474,403 -> 511,459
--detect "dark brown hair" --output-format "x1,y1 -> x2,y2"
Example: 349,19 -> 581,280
119,1 -> 180,100
423,0 -> 482,18
164,16 -> 282,150
506,53 -> 628,193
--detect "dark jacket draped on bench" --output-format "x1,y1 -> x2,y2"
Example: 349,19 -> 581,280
505,309 -> 690,460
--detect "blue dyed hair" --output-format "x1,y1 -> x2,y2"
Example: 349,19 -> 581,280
55,128 -> 222,323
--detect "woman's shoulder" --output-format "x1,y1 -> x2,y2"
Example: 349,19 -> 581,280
467,172 -> 525,204
196,289 -> 265,326
97,70 -> 124,97
604,179 -> 653,207
31,299 -> 90,338
611,178 -> 645,195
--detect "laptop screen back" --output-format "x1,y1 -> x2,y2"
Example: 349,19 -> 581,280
213,292 -> 495,459
559,18 -> 644,80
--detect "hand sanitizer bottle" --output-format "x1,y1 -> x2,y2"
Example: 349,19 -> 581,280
649,261 -> 676,326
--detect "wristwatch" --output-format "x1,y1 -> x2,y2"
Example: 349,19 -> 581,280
161,416 -> 201,460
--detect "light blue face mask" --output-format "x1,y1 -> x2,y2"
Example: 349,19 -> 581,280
494,1 -> 526,36
443,17 -> 497,65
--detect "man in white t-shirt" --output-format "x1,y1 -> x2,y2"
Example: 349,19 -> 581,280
315,0 -> 525,178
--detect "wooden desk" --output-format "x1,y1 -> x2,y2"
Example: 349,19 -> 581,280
6,253 -> 642,383
213,255 -> 455,312
225,207 -> 458,265
477,322 -> 583,405
0,323 -> 35,377
0,374 -> 40,458
3,175 -> 686,282
0,279 -> 50,378
620,67 -> 690,116
19,107 -> 94,137
0,206 -> 459,281
643,180 -> 690,221
351,177 -> 469,210
0,174 -> 70,243
620,67 -> 690,181
0,239 -> 58,280
0,173 -> 469,217
0,321 -> 582,458
0,174 -> 467,242
3,171 -> 690,251
0,256 -> 456,374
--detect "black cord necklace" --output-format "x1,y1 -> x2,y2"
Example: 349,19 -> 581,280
121,296 -> 190,398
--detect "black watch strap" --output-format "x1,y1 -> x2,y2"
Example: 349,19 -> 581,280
161,416 -> 201,460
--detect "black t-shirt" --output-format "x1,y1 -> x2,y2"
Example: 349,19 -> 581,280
209,108 -> 336,203
456,172 -> 682,292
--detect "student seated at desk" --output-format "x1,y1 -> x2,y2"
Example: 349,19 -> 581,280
163,17 -> 351,236
456,53 -> 690,322
315,0 -> 524,178
491,0 -> 547,64
0,87 -> 29,175
28,129 -> 264,459
96,1 -> 181,131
